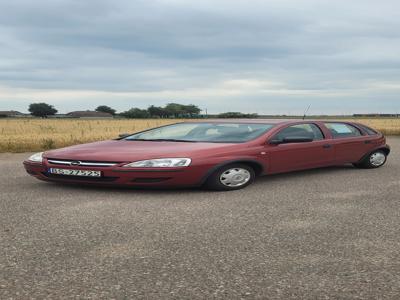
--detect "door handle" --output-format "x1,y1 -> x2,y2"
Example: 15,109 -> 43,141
322,144 -> 332,149
364,140 -> 372,144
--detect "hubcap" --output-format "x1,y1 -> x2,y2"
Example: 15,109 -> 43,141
220,168 -> 251,187
370,152 -> 386,167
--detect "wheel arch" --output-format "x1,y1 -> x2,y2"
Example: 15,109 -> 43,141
379,146 -> 391,155
357,146 -> 390,164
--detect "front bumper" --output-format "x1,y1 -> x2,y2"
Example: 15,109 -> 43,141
23,160 -> 208,188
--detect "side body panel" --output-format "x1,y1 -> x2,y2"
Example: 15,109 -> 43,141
322,122 -> 387,164
262,121 -> 335,174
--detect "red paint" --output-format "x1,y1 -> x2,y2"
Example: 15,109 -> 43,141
23,120 -> 390,188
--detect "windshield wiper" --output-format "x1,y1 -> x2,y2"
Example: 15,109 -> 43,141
127,138 -> 197,142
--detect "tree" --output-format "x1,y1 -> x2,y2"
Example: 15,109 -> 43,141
120,108 -> 150,119
218,112 -> 258,118
184,104 -> 201,117
164,103 -> 185,118
28,103 -> 58,118
95,105 -> 116,115
147,105 -> 167,118
163,103 -> 201,118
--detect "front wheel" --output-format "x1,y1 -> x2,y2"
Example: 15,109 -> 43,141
353,150 -> 387,169
205,164 -> 255,191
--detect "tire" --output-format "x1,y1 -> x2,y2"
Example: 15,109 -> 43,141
205,163 -> 256,191
353,150 -> 387,169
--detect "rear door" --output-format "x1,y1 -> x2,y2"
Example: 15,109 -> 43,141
267,123 -> 335,174
323,122 -> 374,163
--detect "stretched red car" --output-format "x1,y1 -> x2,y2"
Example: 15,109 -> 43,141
24,119 -> 390,191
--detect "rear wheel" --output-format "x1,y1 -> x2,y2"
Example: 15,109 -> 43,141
205,163 -> 255,191
353,150 -> 387,169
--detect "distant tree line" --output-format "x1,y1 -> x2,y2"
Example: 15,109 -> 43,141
9,103 -> 400,119
120,103 -> 201,119
24,102 -> 259,119
217,112 -> 259,118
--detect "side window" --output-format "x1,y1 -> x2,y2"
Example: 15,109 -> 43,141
273,124 -> 324,141
357,124 -> 378,135
324,123 -> 362,139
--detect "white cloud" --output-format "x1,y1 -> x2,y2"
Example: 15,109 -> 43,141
0,0 -> 399,114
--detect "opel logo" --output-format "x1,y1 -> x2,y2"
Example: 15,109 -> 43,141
70,161 -> 81,166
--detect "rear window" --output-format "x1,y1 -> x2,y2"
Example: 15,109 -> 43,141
324,123 -> 362,139
357,124 -> 378,135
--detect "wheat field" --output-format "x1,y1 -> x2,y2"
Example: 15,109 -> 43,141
0,119 -> 179,153
0,118 -> 399,153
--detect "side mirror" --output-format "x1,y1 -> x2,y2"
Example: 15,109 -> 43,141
270,136 -> 313,144
269,139 -> 283,145
119,133 -> 130,138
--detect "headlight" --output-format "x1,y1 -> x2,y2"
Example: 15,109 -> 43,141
123,158 -> 191,168
28,152 -> 44,163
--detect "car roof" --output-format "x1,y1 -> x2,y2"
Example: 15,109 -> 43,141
183,119 -> 362,126
184,119 -> 313,125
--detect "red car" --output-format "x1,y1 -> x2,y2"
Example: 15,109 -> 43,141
24,120 -> 390,191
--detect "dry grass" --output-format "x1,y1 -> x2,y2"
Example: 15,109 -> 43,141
348,118 -> 400,135
0,119 -> 179,153
0,118 -> 399,153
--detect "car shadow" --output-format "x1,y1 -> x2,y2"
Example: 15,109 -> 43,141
41,180 -> 209,195
254,164 -> 361,185
36,164 -> 363,194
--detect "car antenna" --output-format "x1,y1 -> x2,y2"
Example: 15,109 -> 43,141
302,104 -> 311,120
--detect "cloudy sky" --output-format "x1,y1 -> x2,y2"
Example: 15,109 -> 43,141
0,0 -> 399,114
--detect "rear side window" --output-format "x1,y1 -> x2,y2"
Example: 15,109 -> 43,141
357,124 -> 378,135
274,123 -> 324,141
324,123 -> 362,139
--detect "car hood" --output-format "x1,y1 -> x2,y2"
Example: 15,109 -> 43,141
44,140 -> 238,162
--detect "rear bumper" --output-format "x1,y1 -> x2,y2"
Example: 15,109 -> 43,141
23,161 -> 207,188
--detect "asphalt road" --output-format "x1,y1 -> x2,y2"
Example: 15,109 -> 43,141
1,138 -> 400,299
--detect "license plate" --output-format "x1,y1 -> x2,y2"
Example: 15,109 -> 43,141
49,168 -> 101,177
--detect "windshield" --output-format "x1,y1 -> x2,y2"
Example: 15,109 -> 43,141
124,122 -> 275,143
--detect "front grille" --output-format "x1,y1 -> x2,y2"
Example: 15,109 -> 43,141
47,158 -> 120,167
43,173 -> 118,182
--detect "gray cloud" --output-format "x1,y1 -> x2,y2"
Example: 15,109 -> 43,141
0,0 -> 399,114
